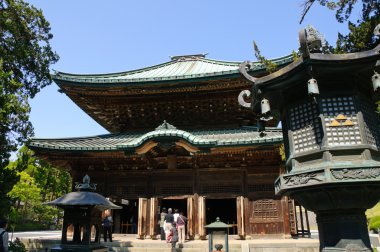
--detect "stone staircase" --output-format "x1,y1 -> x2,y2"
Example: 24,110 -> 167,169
21,234 -> 319,252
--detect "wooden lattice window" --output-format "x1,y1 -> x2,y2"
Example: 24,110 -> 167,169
156,185 -> 193,196
252,199 -> 280,222
248,184 -> 274,192
201,184 -> 241,194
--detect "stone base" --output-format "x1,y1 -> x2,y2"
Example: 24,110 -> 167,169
51,244 -> 108,252
317,210 -> 372,252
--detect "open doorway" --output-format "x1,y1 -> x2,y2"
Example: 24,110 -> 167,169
119,199 -> 138,234
160,199 -> 187,216
206,198 -> 237,233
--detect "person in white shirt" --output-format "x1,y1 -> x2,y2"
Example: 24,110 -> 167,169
173,209 -> 179,223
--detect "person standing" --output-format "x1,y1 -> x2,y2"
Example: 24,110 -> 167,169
170,222 -> 178,251
173,209 -> 179,223
102,214 -> 113,242
159,208 -> 167,240
0,219 -> 9,252
164,208 -> 174,241
176,211 -> 187,244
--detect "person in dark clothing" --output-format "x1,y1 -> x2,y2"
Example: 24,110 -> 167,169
169,222 -> 178,250
164,208 -> 174,241
102,214 -> 113,242
0,219 -> 8,252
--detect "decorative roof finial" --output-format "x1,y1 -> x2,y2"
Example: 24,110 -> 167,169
75,174 -> 97,191
155,120 -> 176,130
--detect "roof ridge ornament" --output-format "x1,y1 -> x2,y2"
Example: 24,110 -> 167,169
299,25 -> 325,58
155,120 -> 177,130
170,53 -> 208,62
75,174 -> 97,191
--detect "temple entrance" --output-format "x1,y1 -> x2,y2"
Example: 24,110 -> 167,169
119,199 -> 138,234
160,199 -> 187,216
206,198 -> 237,234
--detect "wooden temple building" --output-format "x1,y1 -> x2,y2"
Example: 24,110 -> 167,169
29,53 -> 304,239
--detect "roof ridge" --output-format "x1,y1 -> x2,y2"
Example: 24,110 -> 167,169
52,54 -> 294,78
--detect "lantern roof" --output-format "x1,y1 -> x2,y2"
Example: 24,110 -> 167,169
205,217 -> 230,229
44,175 -> 122,210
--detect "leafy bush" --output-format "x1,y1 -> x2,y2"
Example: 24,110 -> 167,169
12,221 -> 48,232
368,215 -> 380,233
9,238 -> 27,252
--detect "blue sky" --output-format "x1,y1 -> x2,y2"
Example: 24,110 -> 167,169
26,0 -> 355,139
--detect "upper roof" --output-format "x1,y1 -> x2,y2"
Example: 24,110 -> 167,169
53,54 -> 294,85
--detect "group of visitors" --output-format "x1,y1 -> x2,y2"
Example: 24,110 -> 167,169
159,207 -> 187,249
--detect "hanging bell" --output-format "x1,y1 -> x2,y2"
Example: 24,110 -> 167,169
372,71 -> 380,92
308,78 -> 319,96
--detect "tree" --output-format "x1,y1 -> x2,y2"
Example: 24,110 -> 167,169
0,0 -> 58,216
300,0 -> 380,53
0,0 -> 59,167
6,147 -> 71,230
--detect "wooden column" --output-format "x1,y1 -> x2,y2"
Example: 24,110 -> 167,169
197,196 -> 206,239
148,197 -> 158,239
187,196 -> 194,240
236,196 -> 246,238
137,198 -> 147,239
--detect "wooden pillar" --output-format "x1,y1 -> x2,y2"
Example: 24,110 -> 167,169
187,196 -> 194,240
148,197 -> 158,239
236,196 -> 246,238
137,198 -> 147,239
197,196 -> 206,239
281,196 -> 291,237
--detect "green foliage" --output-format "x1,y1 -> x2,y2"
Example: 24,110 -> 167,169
369,215 -> 380,232
9,238 -> 27,252
6,147 -> 70,231
0,0 -> 58,217
253,41 -> 277,73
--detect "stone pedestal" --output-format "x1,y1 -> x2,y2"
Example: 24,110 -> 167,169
317,211 -> 371,251
283,183 -> 380,252
51,244 -> 108,252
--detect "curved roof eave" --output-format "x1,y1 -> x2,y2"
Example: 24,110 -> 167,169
52,54 -> 294,86
255,43 -> 380,88
28,125 -> 284,153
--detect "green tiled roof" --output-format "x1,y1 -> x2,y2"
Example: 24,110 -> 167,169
52,54 -> 293,85
29,122 -> 283,152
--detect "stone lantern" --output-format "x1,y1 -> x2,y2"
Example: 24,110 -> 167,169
239,25 -> 380,251
205,217 -> 229,252
46,175 -> 122,252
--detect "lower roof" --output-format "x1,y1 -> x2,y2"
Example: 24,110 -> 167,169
29,122 -> 283,153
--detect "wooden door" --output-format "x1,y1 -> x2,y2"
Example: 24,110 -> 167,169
248,199 -> 284,234
138,198 -> 147,239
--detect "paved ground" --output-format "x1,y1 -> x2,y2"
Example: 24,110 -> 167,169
9,230 -> 380,250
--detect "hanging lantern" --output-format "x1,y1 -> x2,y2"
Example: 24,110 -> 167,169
261,98 -> 271,115
260,98 -> 273,121
372,71 -> 380,92
308,78 -> 319,96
